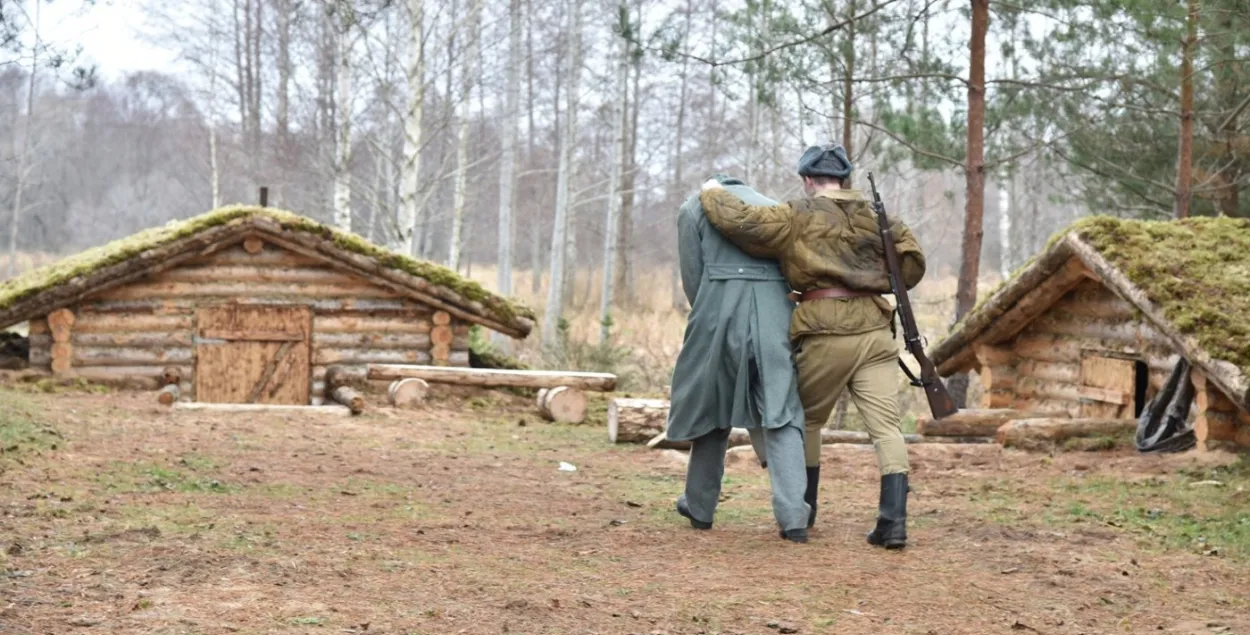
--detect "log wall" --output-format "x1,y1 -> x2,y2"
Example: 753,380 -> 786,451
986,280 -> 1181,418
25,239 -> 472,403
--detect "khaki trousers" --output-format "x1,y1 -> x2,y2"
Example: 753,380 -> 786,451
794,327 -> 910,475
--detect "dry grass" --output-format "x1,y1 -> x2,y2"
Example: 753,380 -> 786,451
2,388 -> 1249,635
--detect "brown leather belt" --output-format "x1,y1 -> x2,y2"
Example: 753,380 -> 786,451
799,286 -> 877,302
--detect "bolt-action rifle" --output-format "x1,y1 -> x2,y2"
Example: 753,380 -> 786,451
866,172 -> 958,420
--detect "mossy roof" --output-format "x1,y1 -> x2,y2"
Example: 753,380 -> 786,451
932,215 -> 1250,393
0,206 -> 535,335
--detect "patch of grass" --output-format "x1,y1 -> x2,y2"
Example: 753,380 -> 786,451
95,460 -> 235,494
973,465 -> 1250,560
0,389 -> 62,464
288,616 -> 326,626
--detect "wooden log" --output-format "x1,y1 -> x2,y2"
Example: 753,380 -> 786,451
157,384 -> 181,406
607,398 -> 668,443
31,332 -> 195,348
978,364 -> 1017,392
917,409 -> 1047,437
433,311 -> 451,326
388,378 -> 429,408
369,364 -> 617,392
314,348 -> 431,366
981,389 -> 1015,409
162,366 -> 182,386
1011,398 -> 1081,419
27,318 -> 48,335
242,237 -> 265,254
325,365 -> 370,391
78,297 -> 413,315
155,264 -> 362,286
173,403 -> 352,416
996,418 -> 1137,448
431,343 -> 451,365
69,346 -> 194,367
430,325 -> 454,346
72,313 -> 194,333
1205,411 -> 1250,446
312,332 -> 432,349
313,315 -> 432,334
196,243 -> 324,267
330,386 -> 365,414
974,344 -> 1015,368
1016,359 -> 1081,384
1028,313 -> 1157,344
47,308 -> 75,342
98,280 -> 404,301
536,386 -> 588,423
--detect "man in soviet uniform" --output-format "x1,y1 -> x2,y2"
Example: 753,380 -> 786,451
699,146 -> 926,549
668,174 -> 811,543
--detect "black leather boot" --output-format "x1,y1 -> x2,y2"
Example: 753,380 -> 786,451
676,496 -> 712,530
866,473 -> 908,549
804,466 -> 820,528
779,528 -> 808,543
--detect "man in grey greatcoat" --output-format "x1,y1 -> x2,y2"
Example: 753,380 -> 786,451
668,174 -> 811,543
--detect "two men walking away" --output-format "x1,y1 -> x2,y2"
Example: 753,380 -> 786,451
668,175 -> 811,544
672,144 -> 927,549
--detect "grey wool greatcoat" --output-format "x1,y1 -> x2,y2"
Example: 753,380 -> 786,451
665,178 -> 806,442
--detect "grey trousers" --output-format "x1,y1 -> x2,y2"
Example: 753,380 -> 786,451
681,424 -> 810,531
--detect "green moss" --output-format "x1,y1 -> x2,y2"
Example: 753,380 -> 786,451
1075,216 -> 1250,381
0,206 -> 533,330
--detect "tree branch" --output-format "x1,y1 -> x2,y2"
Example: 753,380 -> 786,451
637,0 -> 901,69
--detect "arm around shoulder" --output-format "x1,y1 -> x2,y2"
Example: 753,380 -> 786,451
698,188 -> 796,259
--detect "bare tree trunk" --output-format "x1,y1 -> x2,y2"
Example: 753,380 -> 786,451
599,4 -> 630,344
1215,8 -> 1242,216
949,0 -> 990,408
1174,0 -> 1198,219
333,4 -> 355,231
277,0 -> 291,141
250,0 -> 262,154
208,39 -> 221,210
6,0 -> 39,278
399,0 -> 427,255
494,0 -> 522,348
670,0 -> 694,312
542,0 -> 582,348
999,174 -> 1013,277
614,5 -> 641,308
367,141 -> 385,241
526,0 -> 543,296
449,0 -> 480,272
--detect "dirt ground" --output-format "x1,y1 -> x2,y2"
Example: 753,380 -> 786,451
2,388 -> 1249,635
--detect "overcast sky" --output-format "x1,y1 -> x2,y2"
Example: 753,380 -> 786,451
41,0 -> 177,79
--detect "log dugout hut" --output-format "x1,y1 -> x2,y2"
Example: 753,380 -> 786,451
929,216 -> 1250,451
0,207 -> 534,405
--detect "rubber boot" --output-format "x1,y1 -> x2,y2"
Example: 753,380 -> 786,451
866,473 -> 908,549
675,496 -> 712,530
804,466 -> 820,528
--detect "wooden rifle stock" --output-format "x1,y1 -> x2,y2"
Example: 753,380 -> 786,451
866,173 -> 958,420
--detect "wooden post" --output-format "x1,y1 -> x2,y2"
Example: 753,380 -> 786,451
48,308 -> 75,377
431,311 -> 453,366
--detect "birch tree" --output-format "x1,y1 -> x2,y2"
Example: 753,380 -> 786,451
599,2 -> 630,343
448,0 -> 481,271
332,0 -> 357,231
542,0 -> 582,347
398,0 -> 426,255
494,0 -> 522,346
6,0 -> 41,278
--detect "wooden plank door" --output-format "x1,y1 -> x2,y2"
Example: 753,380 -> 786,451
1079,354 -> 1135,419
195,306 -> 312,404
